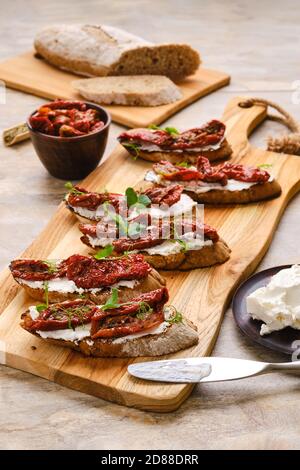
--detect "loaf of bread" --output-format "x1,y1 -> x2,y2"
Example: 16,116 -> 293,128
34,24 -> 201,81
72,75 -> 182,106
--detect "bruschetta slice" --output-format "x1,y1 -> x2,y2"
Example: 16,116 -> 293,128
65,183 -> 197,223
79,219 -> 231,270
21,287 -> 199,357
10,254 -> 165,304
118,120 -> 232,164
145,157 -> 282,204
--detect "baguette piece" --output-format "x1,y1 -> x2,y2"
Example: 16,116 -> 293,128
34,24 -> 200,81
13,268 -> 165,304
118,120 -> 232,164
145,158 -> 282,205
72,75 -> 182,106
135,139 -> 232,164
184,180 -> 282,205
81,235 -> 231,271
21,310 -> 198,358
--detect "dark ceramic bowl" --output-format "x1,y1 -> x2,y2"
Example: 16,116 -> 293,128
27,102 -> 111,180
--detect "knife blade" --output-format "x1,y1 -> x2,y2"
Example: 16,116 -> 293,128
128,357 -> 274,383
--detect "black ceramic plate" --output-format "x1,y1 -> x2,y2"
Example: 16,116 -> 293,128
232,264 -> 300,355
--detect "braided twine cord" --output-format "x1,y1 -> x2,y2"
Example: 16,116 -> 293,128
239,97 -> 300,156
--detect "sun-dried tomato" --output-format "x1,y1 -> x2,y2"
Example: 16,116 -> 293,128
91,288 -> 168,338
29,100 -> 104,137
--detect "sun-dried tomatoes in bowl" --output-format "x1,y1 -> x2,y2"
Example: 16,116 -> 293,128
27,100 -> 111,180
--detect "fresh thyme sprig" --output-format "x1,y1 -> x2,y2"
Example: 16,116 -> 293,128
64,182 -> 85,195
166,306 -> 183,324
136,302 -> 153,320
36,280 -> 49,313
122,143 -> 140,159
148,124 -> 180,135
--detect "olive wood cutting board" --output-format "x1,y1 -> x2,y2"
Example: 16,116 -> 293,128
1,97 -> 300,412
0,51 -> 230,128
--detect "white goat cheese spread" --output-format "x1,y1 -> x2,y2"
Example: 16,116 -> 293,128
145,170 -> 273,193
30,307 -> 174,343
112,307 -> 173,344
246,264 -> 300,335
138,140 -> 223,153
87,232 -> 213,255
129,193 -> 197,221
37,324 -> 92,342
18,277 -> 138,294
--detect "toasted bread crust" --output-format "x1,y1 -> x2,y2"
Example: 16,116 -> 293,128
15,268 -> 165,303
21,312 -> 199,357
184,179 -> 282,205
34,25 -> 200,81
81,236 -> 231,270
131,139 -> 232,164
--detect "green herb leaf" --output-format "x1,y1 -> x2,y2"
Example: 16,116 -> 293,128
136,302 -> 153,320
44,281 -> 49,308
257,163 -> 273,169
94,245 -> 114,260
177,161 -> 191,168
127,221 -> 147,239
126,187 -> 151,209
126,187 -> 138,207
137,194 -> 151,207
43,260 -> 57,274
64,182 -> 85,195
164,126 -> 179,135
166,306 -> 183,324
102,288 -> 121,311
147,124 -> 179,135
123,143 -> 140,159
36,304 -> 47,313
103,202 -> 129,236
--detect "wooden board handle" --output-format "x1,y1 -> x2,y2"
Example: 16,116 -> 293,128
221,96 -> 267,155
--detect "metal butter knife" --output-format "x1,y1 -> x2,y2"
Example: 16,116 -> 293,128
128,357 -> 300,383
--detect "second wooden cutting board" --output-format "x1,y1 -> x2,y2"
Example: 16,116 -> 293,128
0,51 -> 230,128
1,97 -> 300,412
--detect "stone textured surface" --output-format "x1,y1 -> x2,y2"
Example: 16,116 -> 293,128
1,0 -> 300,450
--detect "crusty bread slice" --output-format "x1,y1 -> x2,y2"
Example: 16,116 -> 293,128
21,312 -> 199,357
15,268 -> 165,304
72,75 -> 182,106
81,236 -> 231,271
34,24 -> 200,81
185,180 -> 282,205
134,139 -> 233,164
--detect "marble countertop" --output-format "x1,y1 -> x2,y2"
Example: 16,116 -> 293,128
1,0 -> 300,450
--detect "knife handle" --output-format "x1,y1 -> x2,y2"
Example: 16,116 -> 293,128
268,361 -> 300,372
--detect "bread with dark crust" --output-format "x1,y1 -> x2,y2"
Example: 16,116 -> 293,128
184,179 -> 282,205
127,139 -> 232,164
81,235 -> 231,270
21,311 -> 199,358
15,268 -> 165,304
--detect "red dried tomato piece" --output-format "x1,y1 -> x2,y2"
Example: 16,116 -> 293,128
221,163 -> 270,183
68,187 -> 123,211
153,161 -> 202,181
26,299 -> 97,332
91,287 -> 168,338
142,184 -> 183,206
10,259 -> 57,281
65,253 -> 151,289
